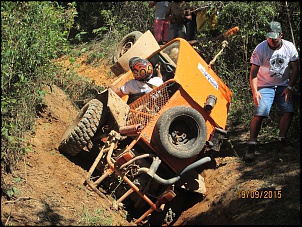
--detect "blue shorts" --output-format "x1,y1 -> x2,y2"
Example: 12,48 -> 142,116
254,86 -> 295,117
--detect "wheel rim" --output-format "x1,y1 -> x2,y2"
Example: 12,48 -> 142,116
168,116 -> 198,146
121,41 -> 134,55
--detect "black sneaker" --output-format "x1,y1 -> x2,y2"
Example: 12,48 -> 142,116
245,141 -> 256,161
278,138 -> 293,153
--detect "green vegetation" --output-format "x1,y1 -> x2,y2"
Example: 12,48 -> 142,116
1,1 -> 76,172
81,204 -> 115,226
1,2 -> 300,224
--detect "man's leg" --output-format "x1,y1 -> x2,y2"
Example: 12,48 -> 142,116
279,112 -> 293,138
277,112 -> 294,152
168,23 -> 176,41
275,86 -> 295,151
162,20 -> 170,43
249,116 -> 264,142
154,19 -> 163,43
245,116 -> 264,161
245,87 -> 275,161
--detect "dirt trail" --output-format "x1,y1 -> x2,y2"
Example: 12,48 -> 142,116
1,56 -> 300,226
1,85 -> 130,226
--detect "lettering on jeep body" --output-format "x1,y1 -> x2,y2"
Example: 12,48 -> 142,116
198,63 -> 219,90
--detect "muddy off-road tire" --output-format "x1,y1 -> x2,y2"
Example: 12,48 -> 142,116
58,99 -> 104,156
112,31 -> 143,64
155,106 -> 207,159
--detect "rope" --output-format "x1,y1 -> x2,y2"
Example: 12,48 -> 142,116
209,40 -> 228,68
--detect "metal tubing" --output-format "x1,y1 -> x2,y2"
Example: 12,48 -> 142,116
137,157 -> 211,185
85,145 -> 111,199
119,124 -> 143,135
134,157 -> 161,208
105,136 -> 158,211
120,153 -> 156,169
86,146 -> 108,181
93,168 -> 113,186
134,207 -> 154,225
116,188 -> 134,204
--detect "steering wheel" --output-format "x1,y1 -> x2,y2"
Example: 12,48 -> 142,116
158,55 -> 176,74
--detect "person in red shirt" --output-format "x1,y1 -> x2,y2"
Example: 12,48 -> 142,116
148,1 -> 170,45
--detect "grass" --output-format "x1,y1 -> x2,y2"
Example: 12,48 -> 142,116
81,204 -> 116,226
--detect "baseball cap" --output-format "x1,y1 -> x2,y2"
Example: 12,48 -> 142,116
266,21 -> 282,39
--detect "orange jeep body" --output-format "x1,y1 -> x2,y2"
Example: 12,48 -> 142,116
110,38 -> 232,173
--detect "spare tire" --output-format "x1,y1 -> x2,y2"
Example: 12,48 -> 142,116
155,106 -> 207,159
112,31 -> 143,64
58,99 -> 105,156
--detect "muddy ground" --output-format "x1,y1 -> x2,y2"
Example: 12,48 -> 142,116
1,55 -> 300,226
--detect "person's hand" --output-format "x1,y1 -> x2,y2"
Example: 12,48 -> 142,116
282,87 -> 292,103
252,91 -> 262,106
155,63 -> 162,79
155,63 -> 161,72
108,84 -> 124,97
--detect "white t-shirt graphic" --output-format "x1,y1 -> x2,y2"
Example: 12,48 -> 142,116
250,39 -> 299,87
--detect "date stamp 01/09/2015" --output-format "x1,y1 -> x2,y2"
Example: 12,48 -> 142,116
237,190 -> 282,199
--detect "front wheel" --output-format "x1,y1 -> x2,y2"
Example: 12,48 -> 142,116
155,106 -> 207,159
58,99 -> 106,156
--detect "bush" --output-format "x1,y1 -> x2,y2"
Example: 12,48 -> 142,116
1,1 -> 76,172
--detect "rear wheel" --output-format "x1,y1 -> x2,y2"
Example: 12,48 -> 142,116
58,99 -> 105,156
112,31 -> 143,64
155,106 -> 207,159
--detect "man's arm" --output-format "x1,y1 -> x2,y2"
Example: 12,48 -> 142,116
108,84 -> 123,97
288,60 -> 299,87
165,4 -> 172,20
148,1 -> 156,9
250,64 -> 260,106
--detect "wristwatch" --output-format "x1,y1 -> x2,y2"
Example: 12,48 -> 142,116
287,86 -> 293,91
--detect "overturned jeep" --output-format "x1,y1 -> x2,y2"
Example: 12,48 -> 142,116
59,34 -> 232,225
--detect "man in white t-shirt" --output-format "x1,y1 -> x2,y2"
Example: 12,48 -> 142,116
245,21 -> 299,161
109,57 -> 163,100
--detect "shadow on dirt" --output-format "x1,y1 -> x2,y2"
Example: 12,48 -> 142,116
1,198 -> 78,226
63,147 -> 102,172
182,125 -> 300,225
181,173 -> 300,225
